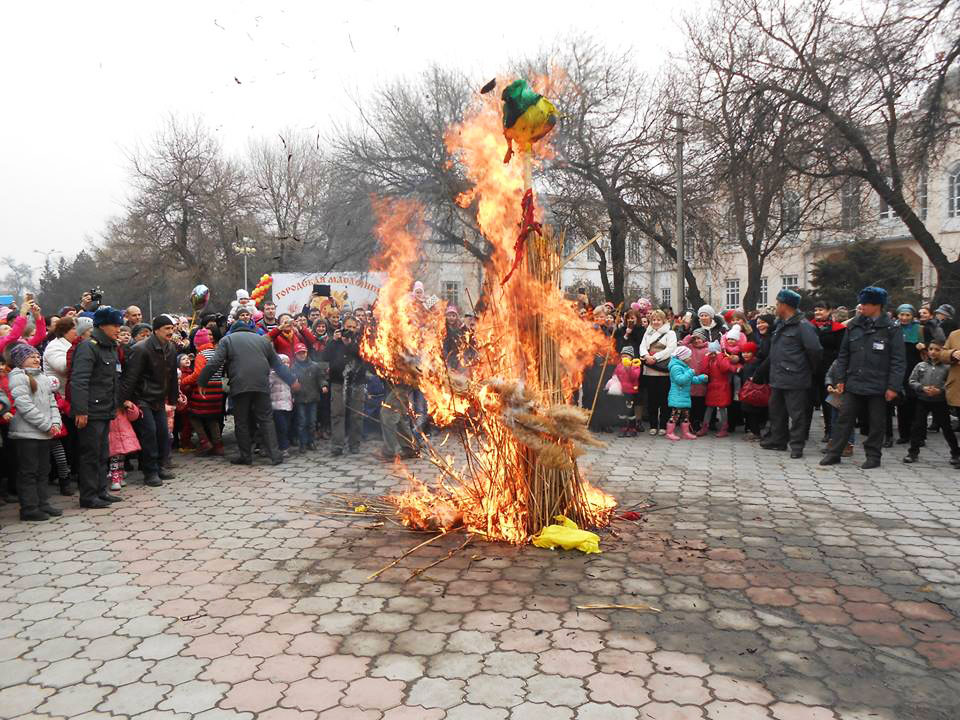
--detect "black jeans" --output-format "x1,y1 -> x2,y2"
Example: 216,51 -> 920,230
645,375 -> 670,430
909,403 -> 958,457
76,419 -> 110,503
233,392 -> 279,462
827,393 -> 887,461
135,405 -> 170,475
17,438 -> 51,513
769,388 -> 810,452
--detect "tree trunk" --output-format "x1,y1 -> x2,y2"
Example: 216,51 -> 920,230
607,209 -> 628,307
742,255 -> 764,312
592,241 -> 614,302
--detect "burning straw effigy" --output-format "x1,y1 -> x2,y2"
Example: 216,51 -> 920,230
356,78 -> 617,544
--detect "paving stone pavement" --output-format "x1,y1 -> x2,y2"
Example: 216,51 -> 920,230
1,427 -> 959,719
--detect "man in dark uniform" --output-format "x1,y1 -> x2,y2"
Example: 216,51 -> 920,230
759,289 -> 822,459
821,287 -> 905,469
70,306 -> 127,509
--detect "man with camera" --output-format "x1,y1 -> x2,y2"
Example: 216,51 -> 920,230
323,316 -> 366,456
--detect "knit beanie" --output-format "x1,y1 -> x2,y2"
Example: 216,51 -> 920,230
896,304 -> 916,316
71,316 -> 93,336
8,342 -> 39,368
697,304 -> 716,318
194,328 -> 212,346
236,289 -> 249,300
130,322 -> 151,338
725,324 -> 742,344
152,314 -> 176,330
776,289 -> 801,309
741,341 -> 758,353
620,345 -> 635,358
672,346 -> 692,361
692,327 -> 710,341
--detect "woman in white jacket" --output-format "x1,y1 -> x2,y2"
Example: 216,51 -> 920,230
8,343 -> 62,521
42,317 -> 79,388
639,309 -> 678,435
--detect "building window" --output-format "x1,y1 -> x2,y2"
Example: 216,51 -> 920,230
759,277 -> 768,307
661,286 -> 671,309
918,172 -> 928,221
725,279 -> 740,309
781,274 -> 799,291
950,163 -> 960,218
441,281 -> 461,307
841,179 -> 860,231
878,178 -> 898,220
628,237 -> 641,265
781,191 -> 801,234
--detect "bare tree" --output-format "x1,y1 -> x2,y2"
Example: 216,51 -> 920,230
330,66 -> 493,264
528,38 -> 710,307
716,0 -> 960,302
683,7 -> 840,310
1,256 -> 34,298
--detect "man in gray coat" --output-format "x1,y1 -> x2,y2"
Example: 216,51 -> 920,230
821,286 -> 906,469
197,323 -> 297,465
759,289 -> 822,459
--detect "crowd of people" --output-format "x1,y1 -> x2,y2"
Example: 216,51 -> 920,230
0,280 -> 958,526
594,286 -> 960,471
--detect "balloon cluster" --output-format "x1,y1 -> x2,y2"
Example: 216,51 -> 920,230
250,274 -> 272,307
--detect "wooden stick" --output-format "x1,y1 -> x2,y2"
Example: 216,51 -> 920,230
366,530 -> 453,581
560,232 -> 604,269
407,534 -> 473,582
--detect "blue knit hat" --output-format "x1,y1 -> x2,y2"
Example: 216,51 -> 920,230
93,306 -> 124,327
896,303 -> 915,316
858,286 -> 888,307
776,289 -> 801,308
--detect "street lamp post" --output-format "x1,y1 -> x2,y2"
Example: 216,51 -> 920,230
236,237 -> 257,290
675,113 -> 685,313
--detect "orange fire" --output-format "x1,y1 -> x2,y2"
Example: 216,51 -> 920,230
361,88 -> 616,543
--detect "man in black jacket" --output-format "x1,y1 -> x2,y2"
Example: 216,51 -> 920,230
759,289 -> 822,459
71,306 -> 127,508
821,287 -> 906,469
121,315 -> 179,486
323,316 -> 366,456
197,322 -> 297,465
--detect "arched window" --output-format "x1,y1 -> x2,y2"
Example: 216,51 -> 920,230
781,190 -> 801,234
949,163 -> 960,218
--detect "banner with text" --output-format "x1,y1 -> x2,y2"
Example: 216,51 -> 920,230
271,272 -> 386,316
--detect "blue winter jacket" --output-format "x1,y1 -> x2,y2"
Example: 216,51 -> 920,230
668,356 -> 708,409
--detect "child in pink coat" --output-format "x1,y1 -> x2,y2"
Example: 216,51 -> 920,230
108,403 -> 141,491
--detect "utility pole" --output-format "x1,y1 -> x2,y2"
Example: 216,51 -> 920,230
675,113 -> 685,312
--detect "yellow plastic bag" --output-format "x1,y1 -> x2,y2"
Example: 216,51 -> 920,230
532,515 -> 601,554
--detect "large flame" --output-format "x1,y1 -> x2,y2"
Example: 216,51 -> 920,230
362,89 -> 616,543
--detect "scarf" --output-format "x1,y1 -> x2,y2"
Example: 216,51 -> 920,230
901,321 -> 920,344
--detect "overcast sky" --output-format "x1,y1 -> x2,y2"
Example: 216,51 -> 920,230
0,0 -> 699,276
